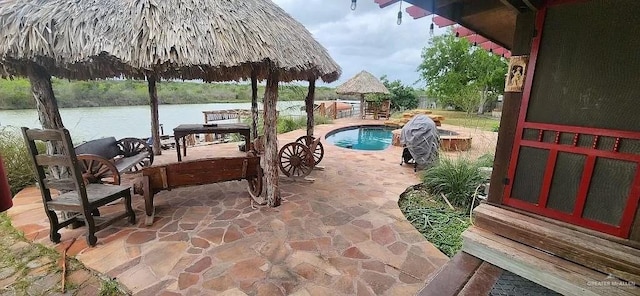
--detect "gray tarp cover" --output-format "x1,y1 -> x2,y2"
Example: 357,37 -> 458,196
400,114 -> 439,169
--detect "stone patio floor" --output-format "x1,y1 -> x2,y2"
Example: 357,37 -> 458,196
7,118 -> 497,295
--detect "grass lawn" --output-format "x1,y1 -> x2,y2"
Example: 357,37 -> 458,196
393,109 -> 500,132
433,110 -> 500,131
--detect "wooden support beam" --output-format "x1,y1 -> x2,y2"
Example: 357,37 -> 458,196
305,79 -> 315,137
251,71 -> 259,141
147,74 -> 162,156
27,62 -> 69,178
27,62 -> 64,130
263,69 -> 281,207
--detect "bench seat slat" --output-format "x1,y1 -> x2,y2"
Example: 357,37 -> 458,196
115,153 -> 149,173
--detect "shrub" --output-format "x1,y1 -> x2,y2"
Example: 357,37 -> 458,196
421,157 -> 485,209
491,123 -> 500,132
476,153 -> 495,168
398,185 -> 470,257
0,127 -> 43,196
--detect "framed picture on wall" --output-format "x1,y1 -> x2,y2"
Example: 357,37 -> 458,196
505,56 -> 528,92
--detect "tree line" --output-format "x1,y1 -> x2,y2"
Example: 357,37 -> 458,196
0,78 -> 342,110
418,31 -> 508,113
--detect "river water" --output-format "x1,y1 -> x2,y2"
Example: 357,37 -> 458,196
0,101 -> 307,141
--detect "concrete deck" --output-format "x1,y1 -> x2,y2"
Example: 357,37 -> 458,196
7,118 -> 496,295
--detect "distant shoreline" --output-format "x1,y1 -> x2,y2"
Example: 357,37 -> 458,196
0,78 -> 342,110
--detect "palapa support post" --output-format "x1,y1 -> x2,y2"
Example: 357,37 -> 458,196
27,63 -> 64,130
148,74 -> 162,156
305,79 -> 315,137
360,94 -> 365,119
263,69 -> 281,207
251,70 -> 259,141
27,62 -> 67,178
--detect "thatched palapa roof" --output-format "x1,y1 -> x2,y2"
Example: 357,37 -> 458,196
0,0 -> 341,82
336,70 -> 389,95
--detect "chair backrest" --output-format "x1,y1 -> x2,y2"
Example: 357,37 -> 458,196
21,127 -> 89,206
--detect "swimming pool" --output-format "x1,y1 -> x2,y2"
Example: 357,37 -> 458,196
325,125 -> 459,151
325,125 -> 394,151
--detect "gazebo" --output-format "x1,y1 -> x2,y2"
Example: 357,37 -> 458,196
0,0 -> 341,206
336,70 -> 390,118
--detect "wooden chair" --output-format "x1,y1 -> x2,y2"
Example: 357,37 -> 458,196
21,127 -> 136,246
377,99 -> 391,119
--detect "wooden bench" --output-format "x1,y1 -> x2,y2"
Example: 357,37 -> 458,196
134,153 -> 263,225
74,137 -> 154,185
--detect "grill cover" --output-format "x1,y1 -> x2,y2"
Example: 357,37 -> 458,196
400,115 -> 440,170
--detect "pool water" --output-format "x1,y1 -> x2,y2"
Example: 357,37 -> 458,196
325,126 -> 393,150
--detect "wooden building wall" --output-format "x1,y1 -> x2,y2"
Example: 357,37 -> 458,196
488,0 -> 640,244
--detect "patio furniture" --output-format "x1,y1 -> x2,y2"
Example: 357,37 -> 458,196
21,127 -> 136,246
363,101 -> 377,119
135,152 -> 263,225
74,136 -> 153,185
377,99 -> 391,119
278,136 -> 324,178
173,123 -> 251,161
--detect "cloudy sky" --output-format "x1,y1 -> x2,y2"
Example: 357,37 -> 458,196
272,0 -> 445,88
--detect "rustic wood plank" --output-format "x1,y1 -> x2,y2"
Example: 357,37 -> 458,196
417,252 -> 483,296
474,204 -> 640,284
24,128 -> 63,141
462,227 -> 638,296
35,154 -> 71,166
458,261 -> 503,296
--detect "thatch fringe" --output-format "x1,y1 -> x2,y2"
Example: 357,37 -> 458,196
0,0 -> 341,82
336,70 -> 389,95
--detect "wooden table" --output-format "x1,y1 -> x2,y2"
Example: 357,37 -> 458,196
174,124 -> 251,161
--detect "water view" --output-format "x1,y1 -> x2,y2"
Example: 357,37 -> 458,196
0,101 -> 307,141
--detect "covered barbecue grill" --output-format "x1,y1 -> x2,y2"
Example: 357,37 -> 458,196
400,115 -> 440,171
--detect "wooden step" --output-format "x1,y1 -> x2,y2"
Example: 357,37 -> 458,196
473,204 -> 640,284
462,226 -> 639,296
417,252 -> 503,296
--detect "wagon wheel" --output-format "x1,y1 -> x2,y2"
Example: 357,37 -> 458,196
296,136 -> 324,165
247,168 -> 266,205
279,142 -> 314,178
117,138 -> 154,172
77,155 -> 120,185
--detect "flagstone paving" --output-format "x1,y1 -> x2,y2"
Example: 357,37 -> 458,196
7,118 -> 497,295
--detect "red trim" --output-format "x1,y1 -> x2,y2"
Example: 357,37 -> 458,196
620,167 -> 640,237
505,198 -> 624,237
520,140 -> 640,162
573,155 -> 596,217
502,5 -> 547,205
523,122 -> 640,140
537,149 -> 558,208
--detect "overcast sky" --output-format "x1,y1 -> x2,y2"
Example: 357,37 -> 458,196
272,0 -> 444,88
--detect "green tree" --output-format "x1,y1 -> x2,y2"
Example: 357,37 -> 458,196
417,31 -> 507,113
380,75 -> 418,111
